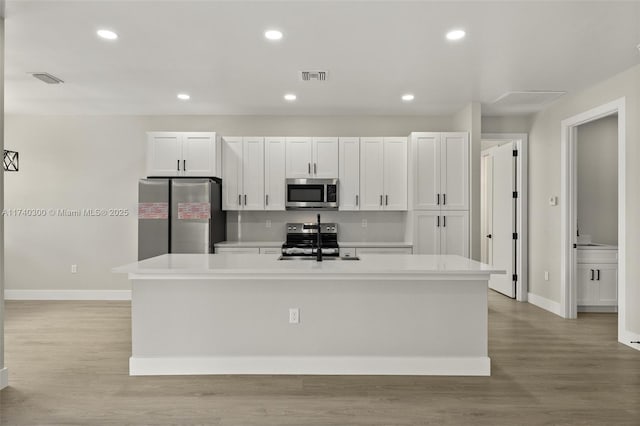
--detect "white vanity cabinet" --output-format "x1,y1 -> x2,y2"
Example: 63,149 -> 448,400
147,132 -> 220,177
577,247 -> 618,309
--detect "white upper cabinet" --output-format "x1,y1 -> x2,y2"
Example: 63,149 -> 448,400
338,137 -> 360,211
222,136 -> 264,211
264,137 -> 286,211
360,137 -> 408,211
147,132 -> 220,178
383,137 -> 408,210
360,137 -> 385,210
411,132 -> 468,211
313,137 -> 339,178
414,133 -> 441,210
285,137 -> 338,178
285,137 -> 313,178
442,133 -> 469,210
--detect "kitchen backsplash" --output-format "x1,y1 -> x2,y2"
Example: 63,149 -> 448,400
227,211 -> 409,242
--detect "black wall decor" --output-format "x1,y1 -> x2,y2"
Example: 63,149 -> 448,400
3,150 -> 19,172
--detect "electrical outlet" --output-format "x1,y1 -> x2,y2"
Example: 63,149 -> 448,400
361,219 -> 367,228
266,219 -> 272,228
544,271 -> 549,281
71,264 -> 77,274
289,308 -> 300,324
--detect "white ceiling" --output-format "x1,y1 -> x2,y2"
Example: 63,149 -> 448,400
4,0 -> 640,116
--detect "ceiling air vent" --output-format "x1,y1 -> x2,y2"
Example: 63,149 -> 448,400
31,72 -> 64,84
486,90 -> 566,114
300,70 -> 328,82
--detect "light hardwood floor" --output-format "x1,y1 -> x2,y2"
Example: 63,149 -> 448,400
1,291 -> 639,426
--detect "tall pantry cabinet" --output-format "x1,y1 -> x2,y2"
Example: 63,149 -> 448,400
410,132 -> 470,257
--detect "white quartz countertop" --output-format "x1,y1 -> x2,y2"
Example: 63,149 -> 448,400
214,241 -> 413,248
114,253 -> 503,280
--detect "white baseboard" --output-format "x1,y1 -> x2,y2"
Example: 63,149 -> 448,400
4,290 -> 131,301
528,292 -> 563,317
578,305 -> 618,313
619,329 -> 640,352
0,367 -> 8,390
130,356 -> 491,376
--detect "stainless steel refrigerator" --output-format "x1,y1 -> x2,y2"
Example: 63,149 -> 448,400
138,178 -> 226,260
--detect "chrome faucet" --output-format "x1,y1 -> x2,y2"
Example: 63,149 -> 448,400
316,213 -> 323,262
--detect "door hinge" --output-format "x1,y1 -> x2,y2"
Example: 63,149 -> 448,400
513,191 -> 518,198
512,274 -> 518,281
513,150 -> 518,157
512,232 -> 518,240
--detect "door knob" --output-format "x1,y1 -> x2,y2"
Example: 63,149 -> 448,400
486,234 -> 492,239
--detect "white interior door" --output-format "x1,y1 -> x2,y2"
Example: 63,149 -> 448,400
481,154 -> 494,264
486,142 -> 516,298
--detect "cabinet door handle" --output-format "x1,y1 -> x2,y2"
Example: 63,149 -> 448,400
244,194 -> 247,205
238,194 -> 241,206
597,269 -> 600,281
314,163 -> 317,174
437,193 -> 440,205
379,195 -> 383,206
443,193 -> 446,205
177,160 -> 180,171
443,216 -> 446,227
266,194 -> 269,206
590,269 -> 594,280
355,195 -> 359,206
308,163 -> 311,174
183,160 -> 186,171
385,195 -> 388,205
437,216 -> 440,227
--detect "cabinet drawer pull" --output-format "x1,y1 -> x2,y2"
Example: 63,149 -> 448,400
244,194 -> 247,205
437,193 -> 440,205
385,195 -> 388,205
443,216 -> 446,227
597,269 -> 600,281
314,163 -> 317,174
238,194 -> 241,206
183,160 -> 186,171
177,160 -> 180,171
308,163 -> 311,174
437,216 -> 440,227
379,195 -> 383,206
355,195 -> 359,206
265,194 -> 269,206
443,193 -> 446,205
590,269 -> 594,280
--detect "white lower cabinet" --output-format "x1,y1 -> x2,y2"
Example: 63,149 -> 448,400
413,211 -> 469,257
577,252 -> 618,308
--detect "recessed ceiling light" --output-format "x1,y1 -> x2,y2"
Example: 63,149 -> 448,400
265,30 -> 283,41
446,29 -> 466,41
97,29 -> 118,40
177,93 -> 190,100
402,94 -> 415,102
284,93 -> 297,101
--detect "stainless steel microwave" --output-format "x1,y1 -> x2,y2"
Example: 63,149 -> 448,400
285,178 -> 338,210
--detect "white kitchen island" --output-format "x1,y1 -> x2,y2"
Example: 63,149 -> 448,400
114,253 -> 503,376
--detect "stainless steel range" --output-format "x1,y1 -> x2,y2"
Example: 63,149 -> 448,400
281,222 -> 339,260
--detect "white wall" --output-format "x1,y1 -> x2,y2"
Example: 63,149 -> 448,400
527,64 -> 639,335
577,115 -> 618,245
452,102 -> 481,261
482,115 -> 532,134
4,114 -> 452,292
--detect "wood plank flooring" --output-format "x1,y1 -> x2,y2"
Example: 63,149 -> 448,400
1,291 -> 639,425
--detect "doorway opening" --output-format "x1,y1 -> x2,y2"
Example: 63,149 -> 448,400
560,97 -> 636,350
480,133 -> 528,302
